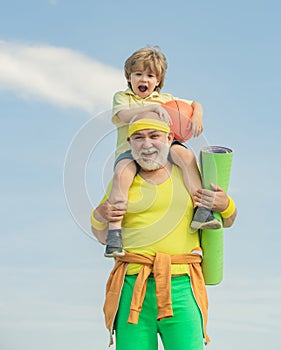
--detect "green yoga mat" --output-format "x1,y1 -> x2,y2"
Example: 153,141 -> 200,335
199,146 -> 233,285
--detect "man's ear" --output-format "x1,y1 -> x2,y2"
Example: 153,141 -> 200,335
127,137 -> 131,144
167,132 -> 174,145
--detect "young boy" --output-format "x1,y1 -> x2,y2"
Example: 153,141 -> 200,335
104,46 -> 221,257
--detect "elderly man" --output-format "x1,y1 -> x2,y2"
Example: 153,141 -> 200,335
91,112 -> 237,350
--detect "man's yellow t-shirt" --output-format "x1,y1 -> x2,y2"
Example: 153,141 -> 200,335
96,165 -> 200,275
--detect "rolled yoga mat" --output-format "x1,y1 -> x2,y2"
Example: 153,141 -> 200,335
199,146 -> 233,285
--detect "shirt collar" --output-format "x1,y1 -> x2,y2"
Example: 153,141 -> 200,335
125,88 -> 160,100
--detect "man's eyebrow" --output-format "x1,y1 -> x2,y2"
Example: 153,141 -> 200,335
132,130 -> 160,136
131,131 -> 143,136
147,130 -> 163,136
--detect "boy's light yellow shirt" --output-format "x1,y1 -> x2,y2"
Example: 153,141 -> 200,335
112,89 -> 192,157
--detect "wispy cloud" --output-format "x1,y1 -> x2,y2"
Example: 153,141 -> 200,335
0,41 -> 126,113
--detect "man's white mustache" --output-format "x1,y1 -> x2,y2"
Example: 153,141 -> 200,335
140,147 -> 158,155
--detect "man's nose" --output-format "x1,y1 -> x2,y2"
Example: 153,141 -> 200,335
142,138 -> 153,148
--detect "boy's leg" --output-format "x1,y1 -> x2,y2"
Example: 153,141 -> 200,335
105,156 -> 137,257
170,144 -> 221,230
170,144 -> 202,195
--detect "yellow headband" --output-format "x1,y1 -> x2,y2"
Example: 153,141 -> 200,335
128,118 -> 170,137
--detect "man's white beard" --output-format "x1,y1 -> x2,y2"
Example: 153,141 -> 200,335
131,141 -> 170,171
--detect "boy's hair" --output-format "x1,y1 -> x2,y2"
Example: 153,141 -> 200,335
124,46 -> 168,93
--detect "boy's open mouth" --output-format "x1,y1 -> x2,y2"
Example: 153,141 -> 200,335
138,85 -> 148,92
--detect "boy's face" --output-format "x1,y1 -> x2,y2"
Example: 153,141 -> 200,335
128,69 -> 160,99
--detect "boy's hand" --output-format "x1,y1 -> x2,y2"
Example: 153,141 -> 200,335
150,104 -> 172,124
190,113 -> 203,137
190,101 -> 203,137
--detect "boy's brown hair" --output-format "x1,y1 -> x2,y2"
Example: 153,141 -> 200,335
124,46 -> 168,92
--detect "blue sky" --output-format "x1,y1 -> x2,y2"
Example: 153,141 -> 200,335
1,1 -> 280,349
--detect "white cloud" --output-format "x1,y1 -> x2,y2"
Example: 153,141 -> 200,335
0,41 -> 126,113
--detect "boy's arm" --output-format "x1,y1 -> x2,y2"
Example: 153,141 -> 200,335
113,90 -> 171,124
117,104 -> 171,124
190,101 -> 204,137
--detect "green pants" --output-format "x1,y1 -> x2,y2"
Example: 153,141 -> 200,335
115,275 -> 204,350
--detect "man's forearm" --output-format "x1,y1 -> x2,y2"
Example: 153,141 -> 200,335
90,209 -> 108,244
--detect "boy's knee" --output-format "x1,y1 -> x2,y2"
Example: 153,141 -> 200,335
114,158 -> 137,176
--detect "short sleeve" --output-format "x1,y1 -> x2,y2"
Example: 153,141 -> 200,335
112,91 -> 130,125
